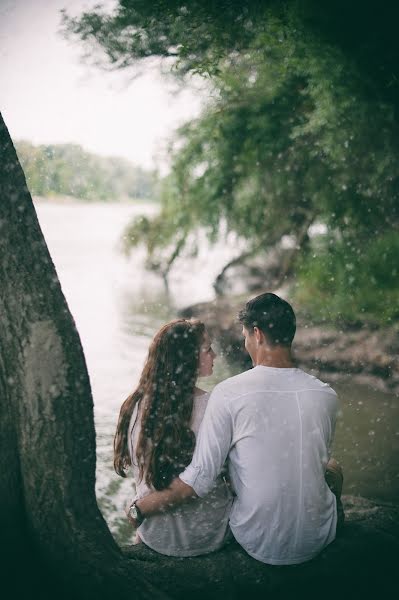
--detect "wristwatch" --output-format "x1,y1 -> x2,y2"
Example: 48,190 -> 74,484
128,500 -> 144,525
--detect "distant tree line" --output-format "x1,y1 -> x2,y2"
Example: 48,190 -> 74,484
15,140 -> 159,201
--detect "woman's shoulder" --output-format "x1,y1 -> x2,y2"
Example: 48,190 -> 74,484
190,389 -> 211,434
193,388 -> 211,409
194,387 -> 210,398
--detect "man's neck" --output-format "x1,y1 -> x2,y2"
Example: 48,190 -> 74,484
254,346 -> 295,369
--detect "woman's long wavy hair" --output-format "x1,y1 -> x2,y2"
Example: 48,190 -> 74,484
114,318 -> 206,490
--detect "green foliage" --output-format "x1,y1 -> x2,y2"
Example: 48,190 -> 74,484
65,1 -> 399,324
123,25 -> 399,277
62,1 -> 268,76
122,173 -> 195,274
15,140 -> 158,201
62,1 -> 399,95
295,231 -> 399,325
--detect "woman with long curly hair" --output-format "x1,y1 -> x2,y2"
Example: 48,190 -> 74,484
114,318 -> 232,556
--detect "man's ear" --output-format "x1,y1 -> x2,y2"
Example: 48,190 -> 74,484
254,326 -> 264,345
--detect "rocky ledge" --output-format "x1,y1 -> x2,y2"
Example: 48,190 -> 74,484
123,495 -> 399,599
178,296 -> 399,396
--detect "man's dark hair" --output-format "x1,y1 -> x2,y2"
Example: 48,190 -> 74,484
238,292 -> 296,346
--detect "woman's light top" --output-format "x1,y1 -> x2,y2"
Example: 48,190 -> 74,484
128,391 -> 233,557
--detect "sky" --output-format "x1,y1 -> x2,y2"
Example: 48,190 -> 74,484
0,0 -> 204,170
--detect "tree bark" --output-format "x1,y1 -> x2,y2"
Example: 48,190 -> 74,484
0,112 -> 167,600
0,111 -> 398,600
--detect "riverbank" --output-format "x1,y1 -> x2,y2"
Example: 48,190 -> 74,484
179,295 -> 399,396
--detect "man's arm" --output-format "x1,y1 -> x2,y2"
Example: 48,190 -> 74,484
128,479 -> 197,526
130,384 -> 233,524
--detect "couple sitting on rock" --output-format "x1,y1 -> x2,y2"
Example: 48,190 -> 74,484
114,292 -> 344,565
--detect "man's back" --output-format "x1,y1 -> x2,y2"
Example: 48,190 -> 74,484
180,366 -> 338,565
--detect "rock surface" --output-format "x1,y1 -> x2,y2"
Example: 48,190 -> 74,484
123,495 -> 399,599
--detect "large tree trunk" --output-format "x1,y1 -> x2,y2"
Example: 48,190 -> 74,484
0,112 -> 167,600
0,111 -> 398,600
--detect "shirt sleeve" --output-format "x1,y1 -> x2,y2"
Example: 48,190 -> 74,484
179,384 -> 233,497
326,391 -> 338,460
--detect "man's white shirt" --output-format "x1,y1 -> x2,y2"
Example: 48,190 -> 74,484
180,366 -> 338,565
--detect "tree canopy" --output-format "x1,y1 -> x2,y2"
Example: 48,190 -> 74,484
63,1 -> 399,89
63,1 -> 399,325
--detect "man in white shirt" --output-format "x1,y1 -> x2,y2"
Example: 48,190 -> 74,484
129,293 -> 343,565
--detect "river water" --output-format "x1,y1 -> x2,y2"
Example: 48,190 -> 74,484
35,200 -> 399,545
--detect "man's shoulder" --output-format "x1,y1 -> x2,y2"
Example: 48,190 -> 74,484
211,369 -> 256,400
211,368 -> 338,402
296,369 -> 338,396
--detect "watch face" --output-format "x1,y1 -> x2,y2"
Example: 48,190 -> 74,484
129,504 -> 139,520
